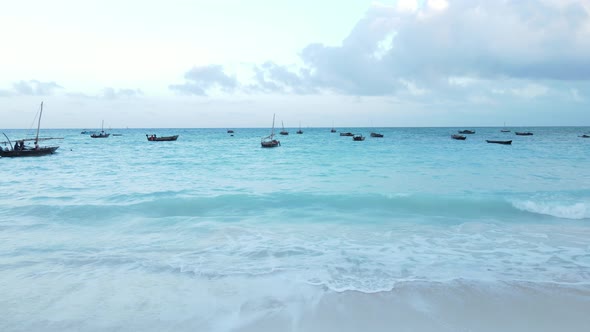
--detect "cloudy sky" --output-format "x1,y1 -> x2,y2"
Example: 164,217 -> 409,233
1,0 -> 589,128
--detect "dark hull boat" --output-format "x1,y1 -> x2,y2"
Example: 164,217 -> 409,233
146,135 -> 179,141
261,114 -> 281,148
353,135 -> 365,141
452,134 -> 466,140
515,132 -> 533,136
340,132 -> 354,136
458,130 -> 475,134
1,102 -> 60,158
91,121 -> 110,138
0,146 -> 59,157
486,140 -> 512,145
91,132 -> 110,138
370,132 -> 384,137
227,130 -> 234,133
580,134 -> 590,138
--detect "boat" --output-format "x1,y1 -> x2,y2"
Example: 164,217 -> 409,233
261,114 -> 281,148
0,102 -> 60,157
296,122 -> 303,134
352,134 -> 365,141
458,130 -> 475,134
330,121 -> 336,133
579,134 -> 590,138
279,121 -> 289,135
227,130 -> 234,133
90,120 -> 110,138
339,132 -> 354,136
452,134 -> 466,140
515,132 -> 533,136
501,122 -> 510,132
370,132 -> 384,138
146,134 -> 179,141
80,130 -> 94,134
486,140 -> 512,145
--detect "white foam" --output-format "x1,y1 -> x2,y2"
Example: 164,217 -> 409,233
512,200 -> 590,220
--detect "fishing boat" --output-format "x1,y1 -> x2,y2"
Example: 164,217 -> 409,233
279,121 -> 289,135
370,132 -> 384,138
339,132 -> 354,136
261,114 -> 281,148
0,102 -> 60,157
227,130 -> 234,133
296,122 -> 303,134
515,132 -> 533,136
501,122 -> 510,132
352,134 -> 365,141
486,140 -> 512,145
452,134 -> 466,140
90,120 -> 110,138
146,134 -> 179,141
580,134 -> 590,138
458,130 -> 475,134
330,122 -> 336,133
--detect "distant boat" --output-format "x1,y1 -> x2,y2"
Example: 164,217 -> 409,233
227,130 -> 234,133
146,134 -> 179,141
515,132 -> 533,136
579,134 -> 590,138
80,130 -> 94,134
486,140 -> 512,145
370,132 -> 384,138
352,134 -> 365,141
296,122 -> 303,134
261,114 -> 281,148
340,132 -> 354,136
458,130 -> 475,134
0,102 -> 60,157
279,121 -> 289,135
330,121 -> 336,133
452,134 -> 466,140
501,122 -> 510,132
91,120 -> 110,138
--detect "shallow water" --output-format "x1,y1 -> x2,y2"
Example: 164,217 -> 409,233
1,127 -> 590,331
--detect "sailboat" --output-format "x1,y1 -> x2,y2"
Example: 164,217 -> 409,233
91,120 -> 110,138
330,121 -> 336,133
261,114 -> 281,148
296,122 -> 303,134
0,102 -> 60,157
501,122 -> 510,132
279,121 -> 289,135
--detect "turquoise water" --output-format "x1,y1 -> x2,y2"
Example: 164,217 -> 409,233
1,127 -> 590,331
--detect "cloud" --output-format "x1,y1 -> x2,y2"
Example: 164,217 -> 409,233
171,0 -> 590,100
170,65 -> 237,96
11,80 -> 63,96
100,87 -> 143,100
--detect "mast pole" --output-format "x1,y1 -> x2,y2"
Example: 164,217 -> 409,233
271,113 -> 276,137
35,101 -> 43,144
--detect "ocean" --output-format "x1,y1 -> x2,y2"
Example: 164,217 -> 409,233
1,126 -> 589,331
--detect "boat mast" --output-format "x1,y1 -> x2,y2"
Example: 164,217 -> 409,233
35,101 -> 43,144
271,113 -> 276,137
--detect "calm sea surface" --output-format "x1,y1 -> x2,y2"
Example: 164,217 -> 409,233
1,127 -> 590,331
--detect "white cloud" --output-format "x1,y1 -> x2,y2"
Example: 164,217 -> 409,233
510,84 -> 549,99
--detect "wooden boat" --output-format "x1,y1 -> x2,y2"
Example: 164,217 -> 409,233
90,120 -> 110,138
458,130 -> 475,134
370,132 -> 384,138
486,140 -> 512,145
261,114 -> 281,148
501,122 -> 510,132
452,134 -> 466,140
0,102 -> 60,157
340,132 -> 354,136
279,121 -> 289,135
579,134 -> 590,138
352,134 -> 365,141
146,134 -> 179,141
515,132 -> 533,136
330,121 -> 336,133
227,130 -> 234,133
296,122 -> 303,134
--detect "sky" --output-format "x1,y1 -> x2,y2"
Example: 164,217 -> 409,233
1,0 -> 589,128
